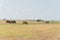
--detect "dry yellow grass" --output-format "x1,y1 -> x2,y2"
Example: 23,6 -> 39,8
0,24 -> 59,40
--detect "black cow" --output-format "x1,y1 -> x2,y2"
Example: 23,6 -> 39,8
6,20 -> 16,24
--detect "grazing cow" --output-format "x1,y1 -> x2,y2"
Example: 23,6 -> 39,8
45,21 -> 49,24
36,19 -> 42,22
6,20 -> 16,24
23,21 -> 28,24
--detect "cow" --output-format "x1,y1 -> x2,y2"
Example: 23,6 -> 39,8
45,21 -> 49,24
23,21 -> 28,24
6,20 -> 16,24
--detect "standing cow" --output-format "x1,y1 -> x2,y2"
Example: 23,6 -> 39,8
45,21 -> 49,24
23,21 -> 28,24
6,20 -> 16,24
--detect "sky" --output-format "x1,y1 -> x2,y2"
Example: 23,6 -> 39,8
0,0 -> 60,20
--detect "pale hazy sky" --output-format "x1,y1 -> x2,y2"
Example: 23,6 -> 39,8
0,0 -> 60,20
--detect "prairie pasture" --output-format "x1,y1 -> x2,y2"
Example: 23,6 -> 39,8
0,20 -> 60,40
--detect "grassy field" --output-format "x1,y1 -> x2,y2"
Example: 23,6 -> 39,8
0,23 -> 60,40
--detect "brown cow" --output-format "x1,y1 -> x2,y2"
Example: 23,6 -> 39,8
45,21 -> 49,24
23,21 -> 28,24
6,20 -> 16,24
